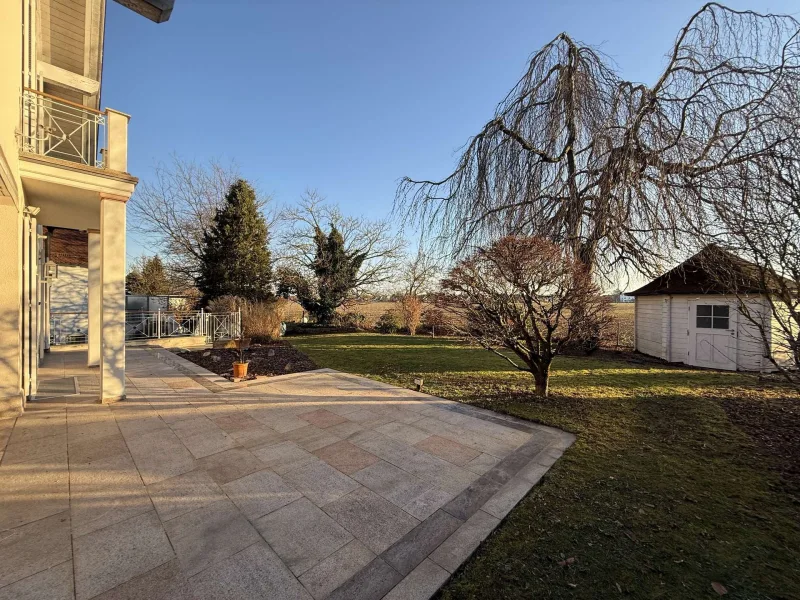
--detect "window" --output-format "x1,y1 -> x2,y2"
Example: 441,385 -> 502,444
696,304 -> 730,329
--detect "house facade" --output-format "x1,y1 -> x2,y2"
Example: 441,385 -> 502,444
0,0 -> 173,417
630,247 -> 783,372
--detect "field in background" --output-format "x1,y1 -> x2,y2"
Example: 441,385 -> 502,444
283,300 -> 635,348
607,302 -> 634,348
282,300 -> 398,327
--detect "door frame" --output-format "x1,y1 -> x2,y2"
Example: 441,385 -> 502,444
687,298 -> 738,370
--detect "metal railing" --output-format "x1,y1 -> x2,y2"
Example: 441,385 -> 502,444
50,312 -> 89,345
49,311 -> 241,346
124,310 -> 241,342
204,312 -> 243,341
20,88 -> 106,168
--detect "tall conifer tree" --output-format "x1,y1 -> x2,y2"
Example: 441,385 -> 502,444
198,179 -> 272,302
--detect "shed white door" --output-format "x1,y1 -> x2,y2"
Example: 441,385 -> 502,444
687,301 -> 737,370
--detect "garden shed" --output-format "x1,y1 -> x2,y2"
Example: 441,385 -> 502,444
629,246 -> 785,372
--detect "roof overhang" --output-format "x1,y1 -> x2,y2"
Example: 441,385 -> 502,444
628,245 -> 795,297
112,0 -> 174,23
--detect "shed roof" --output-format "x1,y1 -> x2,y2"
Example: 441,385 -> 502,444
628,245 -> 777,297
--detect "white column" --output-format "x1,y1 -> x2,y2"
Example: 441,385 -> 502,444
661,296 -> 672,362
43,282 -> 50,353
87,229 -> 101,367
30,217 -> 38,392
100,196 -> 127,403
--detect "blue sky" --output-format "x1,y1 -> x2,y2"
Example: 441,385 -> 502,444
103,0 -> 799,262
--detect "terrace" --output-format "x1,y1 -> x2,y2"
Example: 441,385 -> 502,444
0,346 -> 571,600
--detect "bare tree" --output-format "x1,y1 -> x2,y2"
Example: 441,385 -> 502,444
129,156 -> 275,280
397,4 -> 800,279
439,236 -> 609,396
278,190 -> 405,296
400,249 -> 440,297
393,249 -> 439,335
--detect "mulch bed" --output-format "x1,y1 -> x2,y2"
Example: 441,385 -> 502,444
722,395 -> 800,497
175,342 -> 318,380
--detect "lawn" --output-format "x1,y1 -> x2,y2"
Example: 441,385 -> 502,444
289,333 -> 800,599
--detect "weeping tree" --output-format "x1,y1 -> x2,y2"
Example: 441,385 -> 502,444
397,3 -> 800,278
696,140 -> 800,384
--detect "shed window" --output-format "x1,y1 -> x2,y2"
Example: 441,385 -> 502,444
696,304 -> 729,329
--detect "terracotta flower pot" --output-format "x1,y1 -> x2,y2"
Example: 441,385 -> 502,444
232,362 -> 249,379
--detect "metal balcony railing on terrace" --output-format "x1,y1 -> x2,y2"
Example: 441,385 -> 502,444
124,310 -> 243,342
19,88 -> 106,168
49,311 -> 242,346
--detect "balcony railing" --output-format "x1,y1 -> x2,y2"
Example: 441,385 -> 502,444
19,88 -> 106,168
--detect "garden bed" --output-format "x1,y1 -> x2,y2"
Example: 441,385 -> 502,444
176,342 -> 317,379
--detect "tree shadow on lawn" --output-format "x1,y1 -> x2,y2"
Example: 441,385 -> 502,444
722,394 -> 800,498
433,382 -> 800,600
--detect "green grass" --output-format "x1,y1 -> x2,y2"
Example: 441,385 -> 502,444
289,334 -> 800,599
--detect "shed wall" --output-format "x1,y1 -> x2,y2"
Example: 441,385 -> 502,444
637,294 -> 772,371
634,296 -> 662,358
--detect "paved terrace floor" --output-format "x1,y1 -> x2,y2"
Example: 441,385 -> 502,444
0,347 -> 574,600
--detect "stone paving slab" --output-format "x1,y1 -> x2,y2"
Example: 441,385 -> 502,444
0,347 -> 575,600
298,539 -> 375,600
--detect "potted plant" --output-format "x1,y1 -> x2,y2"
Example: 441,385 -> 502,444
232,325 -> 250,379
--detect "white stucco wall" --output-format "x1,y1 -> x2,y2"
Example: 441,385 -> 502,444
50,265 -> 88,343
0,0 -> 24,416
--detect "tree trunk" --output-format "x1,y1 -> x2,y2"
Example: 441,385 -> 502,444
532,367 -> 550,397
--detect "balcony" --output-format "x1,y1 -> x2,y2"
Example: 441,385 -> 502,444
20,88 -> 107,168
17,88 -> 136,231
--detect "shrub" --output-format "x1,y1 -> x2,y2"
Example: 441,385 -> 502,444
375,310 -> 401,334
564,311 -> 610,355
422,307 -> 457,336
242,298 -> 286,342
333,311 -> 367,329
397,295 -> 424,336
